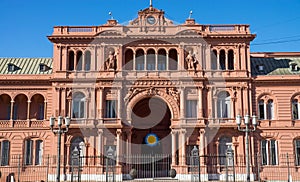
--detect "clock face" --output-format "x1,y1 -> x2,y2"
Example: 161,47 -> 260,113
147,16 -> 156,25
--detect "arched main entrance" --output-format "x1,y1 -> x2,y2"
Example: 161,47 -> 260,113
130,96 -> 172,178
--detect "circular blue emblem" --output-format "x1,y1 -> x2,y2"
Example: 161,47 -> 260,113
145,133 -> 159,147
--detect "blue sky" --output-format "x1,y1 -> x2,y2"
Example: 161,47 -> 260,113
0,0 -> 300,57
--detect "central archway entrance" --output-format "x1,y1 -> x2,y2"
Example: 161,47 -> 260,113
131,97 -> 172,178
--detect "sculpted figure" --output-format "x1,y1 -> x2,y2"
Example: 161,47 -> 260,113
185,51 -> 197,70
105,51 -> 117,70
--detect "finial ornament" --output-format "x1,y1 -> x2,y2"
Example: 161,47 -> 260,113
109,12 -> 114,20
150,0 -> 153,7
188,10 -> 193,19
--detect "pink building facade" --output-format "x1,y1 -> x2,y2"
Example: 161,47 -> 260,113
0,4 -> 300,182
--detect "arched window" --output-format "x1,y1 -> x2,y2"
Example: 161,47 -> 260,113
258,98 -> 274,120
228,50 -> 234,70
76,51 -> 83,71
125,49 -> 133,70
168,49 -> 178,70
267,100 -> 274,120
218,136 -> 232,165
68,51 -> 75,71
30,94 -> 45,120
136,49 -> 144,70
292,99 -> 300,120
211,50 -> 218,70
0,94 -> 11,120
14,94 -> 28,120
24,139 -> 43,165
0,140 -> 10,166
146,49 -> 155,70
219,50 -> 226,70
84,51 -> 91,71
295,139 -> 300,166
158,49 -> 166,70
72,92 -> 85,119
258,100 -> 265,120
70,137 -> 85,165
217,91 -> 231,118
261,139 -> 278,165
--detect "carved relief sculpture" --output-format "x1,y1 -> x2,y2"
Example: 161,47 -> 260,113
105,51 -> 117,71
185,51 -> 197,71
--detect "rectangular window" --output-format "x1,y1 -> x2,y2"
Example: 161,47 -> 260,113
25,140 -> 33,165
261,139 -> 278,165
295,140 -> 300,166
38,104 -> 44,120
13,105 -> 18,120
106,100 -> 117,118
267,101 -> 274,120
7,105 -> 11,120
292,100 -> 299,120
1,140 -> 10,166
186,100 -> 197,118
35,140 -> 43,165
258,101 -> 264,120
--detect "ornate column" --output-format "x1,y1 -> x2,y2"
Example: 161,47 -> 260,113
236,45 -> 241,70
225,51 -> 228,70
166,53 -> 169,71
216,50 -> 220,70
61,46 -> 67,71
27,100 -> 31,121
90,88 -> 96,119
126,130 -> 132,163
67,98 -> 72,118
171,129 -> 177,166
117,88 -> 121,119
98,87 -> 104,123
44,100 -> 47,120
133,52 -> 136,71
61,88 -> 66,116
238,87 -> 243,115
155,52 -> 158,70
98,129 -> 103,155
144,53 -> 147,71
180,87 -> 185,123
199,129 -> 205,165
74,53 -> 77,71
206,45 -> 211,70
10,100 -> 14,120
198,87 -> 203,118
231,98 -> 235,119
116,129 -> 122,166
180,129 -> 186,165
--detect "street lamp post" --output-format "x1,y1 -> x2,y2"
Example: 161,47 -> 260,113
50,116 -> 71,182
236,114 -> 258,182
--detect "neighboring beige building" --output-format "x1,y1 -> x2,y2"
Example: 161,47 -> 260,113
0,4 -> 300,182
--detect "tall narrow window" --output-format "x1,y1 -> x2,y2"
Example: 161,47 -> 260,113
0,94 -> 11,120
219,50 -> 226,70
125,49 -> 133,70
261,139 -> 278,165
106,100 -> 117,118
146,49 -> 155,70
267,100 -> 274,120
76,51 -> 83,71
0,140 -> 10,166
68,51 -> 75,71
72,93 -> 85,119
295,140 -> 300,166
168,49 -> 178,70
35,140 -> 43,165
292,99 -> 299,120
258,100 -> 265,120
217,91 -> 231,118
228,50 -> 234,70
211,50 -> 217,70
158,49 -> 166,70
84,51 -> 91,71
186,100 -> 197,118
218,136 -> 232,165
70,137 -> 85,166
136,49 -> 144,70
25,139 -> 33,165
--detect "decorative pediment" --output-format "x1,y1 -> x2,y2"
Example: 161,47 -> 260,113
176,29 -> 201,36
96,30 -> 124,37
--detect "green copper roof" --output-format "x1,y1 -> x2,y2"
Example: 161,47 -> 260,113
0,58 -> 52,75
251,57 -> 300,76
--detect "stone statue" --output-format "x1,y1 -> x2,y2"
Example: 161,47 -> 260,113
185,51 -> 197,70
105,51 -> 117,70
